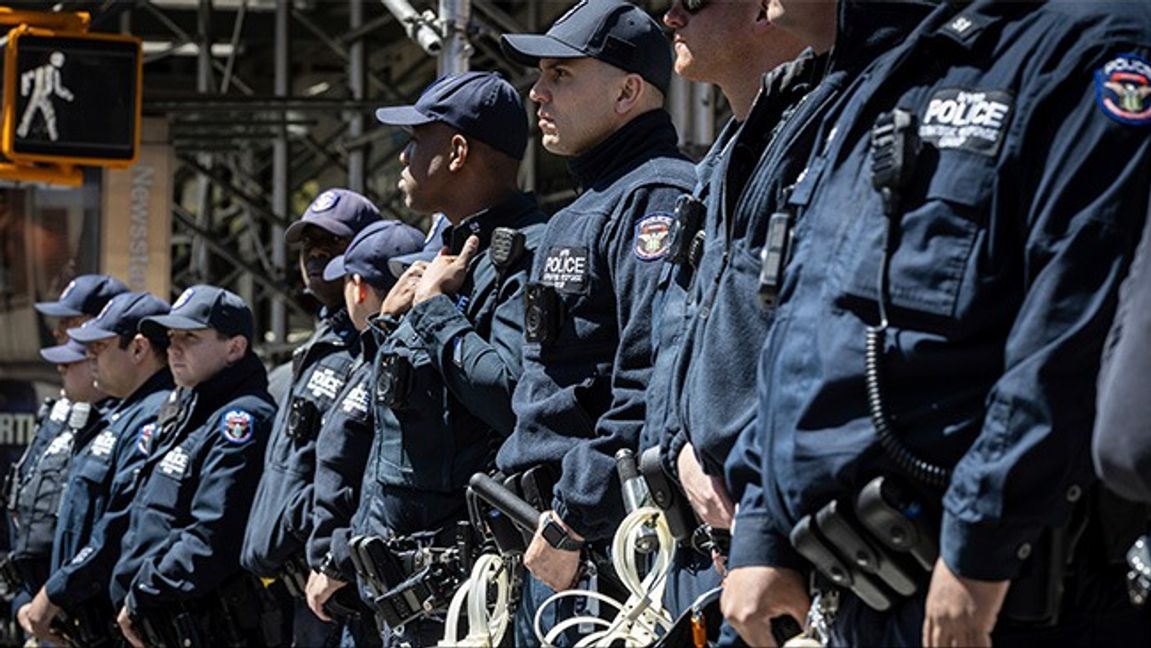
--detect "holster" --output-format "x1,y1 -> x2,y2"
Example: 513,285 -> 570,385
52,598 -> 115,648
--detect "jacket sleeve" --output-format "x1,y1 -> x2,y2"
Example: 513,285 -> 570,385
307,374 -> 373,572
404,263 -> 532,436
127,410 -> 270,610
45,416 -> 154,607
941,44 -> 1151,580
553,182 -> 685,541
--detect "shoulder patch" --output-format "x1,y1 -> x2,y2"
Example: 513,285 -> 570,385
136,423 -> 157,455
220,410 -> 254,444
634,213 -> 674,261
1096,54 -> 1151,126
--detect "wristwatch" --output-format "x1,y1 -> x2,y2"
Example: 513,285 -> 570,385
541,512 -> 584,552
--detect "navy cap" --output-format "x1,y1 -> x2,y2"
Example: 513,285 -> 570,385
388,213 -> 452,279
39,339 -> 88,365
375,71 -> 528,161
139,285 -> 254,342
501,0 -> 672,95
35,274 -> 128,318
284,189 -> 382,244
68,292 -> 171,343
322,220 -> 426,291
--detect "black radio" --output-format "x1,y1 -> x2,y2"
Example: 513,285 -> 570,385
490,227 -> 526,271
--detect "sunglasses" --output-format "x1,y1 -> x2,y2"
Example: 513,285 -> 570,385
681,0 -> 708,14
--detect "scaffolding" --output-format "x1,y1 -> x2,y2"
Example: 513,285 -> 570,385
13,0 -> 717,363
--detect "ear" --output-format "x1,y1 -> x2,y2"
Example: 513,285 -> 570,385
129,335 -> 147,363
227,336 -> 248,363
615,74 -> 645,115
448,134 -> 469,171
352,274 -> 370,305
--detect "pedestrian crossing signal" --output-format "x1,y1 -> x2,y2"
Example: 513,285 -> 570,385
1,25 -> 142,168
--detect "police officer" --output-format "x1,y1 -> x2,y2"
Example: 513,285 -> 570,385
349,70 -> 546,646
242,188 -> 378,646
1093,188 -> 1151,503
650,0 -> 807,618
18,292 -> 173,645
302,220 -> 423,644
34,274 -> 128,344
723,2 -> 1151,645
113,286 -> 275,648
6,339 -> 112,625
493,1 -> 695,641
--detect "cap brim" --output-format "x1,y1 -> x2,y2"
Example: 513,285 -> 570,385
388,249 -> 440,280
139,314 -> 209,339
500,34 -> 586,66
68,325 -> 117,343
285,218 -> 355,244
374,105 -> 437,127
34,301 -> 83,317
323,255 -> 348,282
39,344 -> 86,364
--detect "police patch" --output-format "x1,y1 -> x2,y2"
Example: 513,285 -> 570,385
220,410 -> 254,444
341,381 -> 370,416
136,423 -> 156,455
1096,54 -> 1151,126
91,428 -> 117,458
919,88 -> 1013,156
46,430 -> 75,456
310,190 -> 340,212
541,246 -> 590,294
634,213 -> 674,261
158,446 -> 189,477
306,367 -> 344,401
172,288 -> 196,310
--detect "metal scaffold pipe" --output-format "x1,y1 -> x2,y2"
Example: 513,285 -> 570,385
380,0 -> 442,56
438,0 -> 471,77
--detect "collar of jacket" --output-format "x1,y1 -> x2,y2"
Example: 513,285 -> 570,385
444,191 -> 541,255
113,368 -> 175,414
832,0 -> 943,73
317,306 -> 358,347
188,352 -> 269,420
568,109 -> 681,190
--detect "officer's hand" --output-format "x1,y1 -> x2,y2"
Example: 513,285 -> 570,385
118,606 -> 145,648
678,444 -> 735,529
414,236 -> 480,305
721,565 -> 809,647
20,587 -> 63,641
305,569 -> 346,623
380,261 -> 428,317
923,558 -> 1008,647
524,511 -> 583,592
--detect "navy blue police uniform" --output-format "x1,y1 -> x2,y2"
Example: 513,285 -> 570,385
6,388 -> 110,606
358,195 -> 546,645
305,219 -> 425,645
659,1 -> 937,623
728,1 -> 1151,643
112,287 -> 276,646
42,293 -> 174,632
241,189 -> 378,645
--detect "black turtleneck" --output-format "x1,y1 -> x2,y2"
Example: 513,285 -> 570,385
184,352 -> 270,431
568,109 -> 683,190
444,191 -> 540,256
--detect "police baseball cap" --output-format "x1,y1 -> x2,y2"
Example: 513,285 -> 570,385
322,220 -> 426,291
35,274 -> 129,318
284,189 -> 382,244
375,71 -> 529,161
39,339 -> 88,365
139,285 -> 254,342
501,0 -> 672,95
68,292 -> 171,343
387,213 -> 452,280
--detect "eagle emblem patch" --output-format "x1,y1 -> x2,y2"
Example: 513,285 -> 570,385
634,213 -> 674,261
1096,54 -> 1151,126
221,410 -> 253,444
